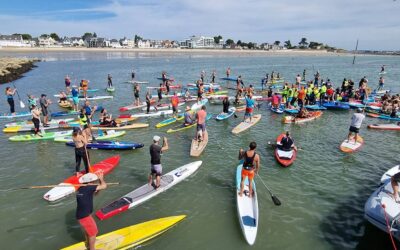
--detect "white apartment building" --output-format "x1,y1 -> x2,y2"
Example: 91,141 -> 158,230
180,35 -> 223,49
0,35 -> 31,47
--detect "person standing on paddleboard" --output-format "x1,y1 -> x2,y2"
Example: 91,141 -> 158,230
222,96 -> 230,113
226,67 -> 231,77
145,91 -> 151,114
71,86 -> 80,112
377,77 -> 384,91
31,104 -> 42,137
72,127 -> 90,176
244,93 -> 255,123
81,79 -> 89,98
107,74 -> 113,88
40,94 -> 51,126
157,83 -> 163,104
131,68 -> 135,80
65,75 -> 71,94
5,87 -> 16,115
171,92 -> 179,117
211,70 -> 216,83
347,108 -> 365,144
134,83 -> 140,106
238,142 -> 260,198
76,172 -> 107,250
195,105 -> 207,142
149,135 -> 169,189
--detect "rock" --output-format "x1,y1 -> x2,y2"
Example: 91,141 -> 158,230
0,57 -> 39,84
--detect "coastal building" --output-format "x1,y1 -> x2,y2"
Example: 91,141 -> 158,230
179,36 -> 223,49
89,37 -> 110,48
0,34 -> 31,47
61,37 -> 72,46
38,36 -> 57,47
120,38 -> 135,48
70,37 -> 85,47
151,40 -> 163,48
110,39 -> 122,48
137,39 -> 151,48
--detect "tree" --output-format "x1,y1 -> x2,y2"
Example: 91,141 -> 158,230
40,34 -> 49,38
247,42 -> 255,49
274,40 -> 281,46
82,32 -> 93,40
308,41 -> 323,49
299,37 -> 308,48
50,33 -> 60,41
134,34 -> 143,43
236,40 -> 242,46
284,40 -> 292,49
12,33 -> 32,40
214,35 -> 223,44
225,39 -> 234,46
93,32 -> 97,38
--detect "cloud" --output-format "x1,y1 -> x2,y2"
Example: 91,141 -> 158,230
0,0 -> 399,50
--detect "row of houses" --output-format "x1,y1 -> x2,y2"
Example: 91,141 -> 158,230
0,34 -> 284,50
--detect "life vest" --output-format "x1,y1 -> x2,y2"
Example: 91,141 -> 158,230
79,114 -> 88,126
307,87 -> 313,95
288,88 -> 294,98
320,85 -> 327,94
242,151 -> 256,170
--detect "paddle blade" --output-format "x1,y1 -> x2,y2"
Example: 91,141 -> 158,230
20,101 -> 25,108
271,195 -> 281,206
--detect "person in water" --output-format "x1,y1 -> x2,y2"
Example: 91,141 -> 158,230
5,87 -> 16,115
347,108 -> 365,144
72,127 -> 90,176
149,135 -> 169,189
31,104 -> 42,137
75,171 -> 107,250
184,106 -> 194,125
278,131 -> 295,151
244,93 -> 255,122
238,142 -> 260,198
107,74 -> 113,88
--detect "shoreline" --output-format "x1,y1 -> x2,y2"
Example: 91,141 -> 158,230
0,57 -> 38,84
0,47 -> 342,56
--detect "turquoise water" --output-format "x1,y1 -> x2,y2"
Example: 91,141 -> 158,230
0,51 -> 399,250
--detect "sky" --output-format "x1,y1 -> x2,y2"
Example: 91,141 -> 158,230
0,0 -> 399,50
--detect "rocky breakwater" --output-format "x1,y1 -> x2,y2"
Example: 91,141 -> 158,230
0,57 -> 39,84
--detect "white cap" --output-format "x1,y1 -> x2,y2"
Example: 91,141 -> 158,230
153,135 -> 161,142
79,173 -> 98,183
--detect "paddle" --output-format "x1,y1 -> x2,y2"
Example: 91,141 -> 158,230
256,174 -> 281,206
12,82 -> 25,108
2,182 -> 120,191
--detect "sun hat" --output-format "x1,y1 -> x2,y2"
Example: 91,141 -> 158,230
79,173 -> 98,183
153,135 -> 161,142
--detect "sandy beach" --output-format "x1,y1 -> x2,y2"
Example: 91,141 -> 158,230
0,47 -> 345,56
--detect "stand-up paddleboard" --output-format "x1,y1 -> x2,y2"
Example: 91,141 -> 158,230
119,100 -> 156,111
379,71 -> 386,75
51,106 -> 102,118
66,141 -> 144,150
106,86 -> 115,92
53,89 -> 99,97
4,123 -> 70,133
131,109 -> 180,118
141,102 -> 185,112
92,123 -> 149,130
156,77 -> 174,81
235,165 -> 258,245
156,114 -> 184,128
96,161 -> 202,220
9,130 -> 72,142
43,155 -> 120,202
61,215 -> 186,250
380,165 -> 400,184
147,84 -> 181,90
220,77 -> 237,81
124,80 -> 149,84
274,133 -> 297,167
54,130 -> 126,142
0,111 -> 32,119
270,106 -> 284,114
216,107 -> 236,121
191,99 -> 208,111
4,118 -> 75,128
232,114 -> 261,135
340,135 -> 364,153
166,114 -> 212,133
282,111 -> 323,124
190,131 -> 208,157
58,101 -> 72,109
79,95 -> 113,101
305,105 -> 327,110
368,123 -> 400,131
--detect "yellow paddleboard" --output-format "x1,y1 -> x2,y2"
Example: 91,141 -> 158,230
61,215 -> 186,250
3,126 -> 22,133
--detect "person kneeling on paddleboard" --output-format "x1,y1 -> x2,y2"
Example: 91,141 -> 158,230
76,172 -> 107,250
184,106 -> 194,125
149,136 -> 169,189
238,142 -> 260,198
278,131 -> 296,151
347,108 -> 365,144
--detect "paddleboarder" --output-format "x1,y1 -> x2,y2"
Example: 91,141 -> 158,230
81,79 -> 89,98
391,168 -> 400,203
31,104 -> 42,137
149,135 -> 169,189
5,86 -> 16,115
222,96 -> 230,113
381,65 -> 385,73
65,75 -> 71,93
171,92 -> 179,117
184,106 -> 194,125
302,69 -> 306,81
244,93 -> 255,122
377,77 -> 384,91
107,74 -> 113,88
347,108 -> 365,144
76,172 -> 107,250
238,142 -> 260,198
39,94 -> 51,126
145,91 -> 151,114
226,67 -> 231,77
157,83 -> 163,103
195,105 -> 207,142
278,131 -> 296,151
211,70 -> 216,83
71,85 -> 80,111
72,127 -> 90,176
134,83 -> 140,106
131,68 -> 135,80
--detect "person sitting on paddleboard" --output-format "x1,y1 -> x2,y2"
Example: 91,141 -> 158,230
134,83 -> 140,106
297,106 -> 309,118
171,92 -> 179,117
238,142 -> 260,198
72,127 -> 90,176
76,171 -> 107,250
107,74 -> 113,88
99,108 -> 117,127
5,87 -> 16,115
31,104 -> 42,137
278,131 -> 296,151
195,105 -> 207,142
184,106 -> 194,125
244,93 -> 255,122
58,91 -> 68,103
347,108 -> 365,144
222,96 -> 230,114
149,135 -> 169,189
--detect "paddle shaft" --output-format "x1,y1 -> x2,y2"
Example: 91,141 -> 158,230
256,174 -> 282,206
12,82 -> 25,108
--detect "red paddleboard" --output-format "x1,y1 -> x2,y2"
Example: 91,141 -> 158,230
274,133 -> 297,167
43,155 -> 120,202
